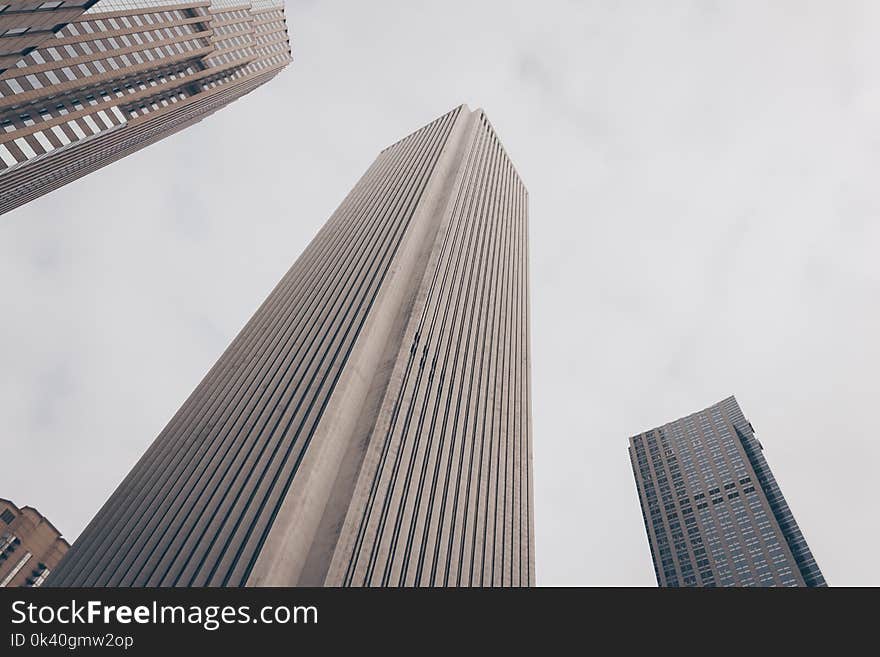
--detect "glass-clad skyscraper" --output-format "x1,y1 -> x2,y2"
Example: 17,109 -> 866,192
628,396 -> 825,587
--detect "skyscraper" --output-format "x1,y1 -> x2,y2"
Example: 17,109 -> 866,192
628,396 -> 826,587
0,1 -> 100,76
48,104 -> 534,587
0,0 -> 291,215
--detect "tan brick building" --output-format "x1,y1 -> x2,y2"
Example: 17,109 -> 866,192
0,497 -> 69,587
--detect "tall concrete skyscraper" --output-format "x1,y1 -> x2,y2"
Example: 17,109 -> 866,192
628,396 -> 825,587
0,0 -> 291,215
48,105 -> 534,587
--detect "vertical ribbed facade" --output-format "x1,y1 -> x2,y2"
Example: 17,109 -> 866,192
47,105 -> 534,587
628,396 -> 825,587
0,0 -> 291,215
323,109 -> 532,587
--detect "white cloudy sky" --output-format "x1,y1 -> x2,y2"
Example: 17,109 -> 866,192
2,0 -> 879,586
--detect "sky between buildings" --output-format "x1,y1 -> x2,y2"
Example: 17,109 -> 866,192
1,0 -> 878,585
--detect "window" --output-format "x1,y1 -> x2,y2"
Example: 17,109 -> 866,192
81,114 -> 100,133
1,509 -> 14,524
39,1 -> 65,8
33,130 -> 53,152
14,137 -> 37,159
50,125 -> 71,145
3,27 -> 29,36
66,120 -> 86,139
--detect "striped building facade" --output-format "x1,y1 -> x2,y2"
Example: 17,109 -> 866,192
0,1 -> 100,76
628,396 -> 826,587
0,0 -> 291,215
48,105 -> 535,587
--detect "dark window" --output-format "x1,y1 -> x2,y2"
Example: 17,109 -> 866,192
1,508 -> 14,524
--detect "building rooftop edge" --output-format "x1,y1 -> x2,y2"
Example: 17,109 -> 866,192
626,394 -> 740,446
0,498 -> 68,543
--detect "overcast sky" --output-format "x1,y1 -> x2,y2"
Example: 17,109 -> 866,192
2,0 -> 879,586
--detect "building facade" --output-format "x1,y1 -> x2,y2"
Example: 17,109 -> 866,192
0,0 -> 291,215
0,498 -> 70,587
0,1 -> 101,76
48,105 -> 535,587
628,396 -> 826,587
